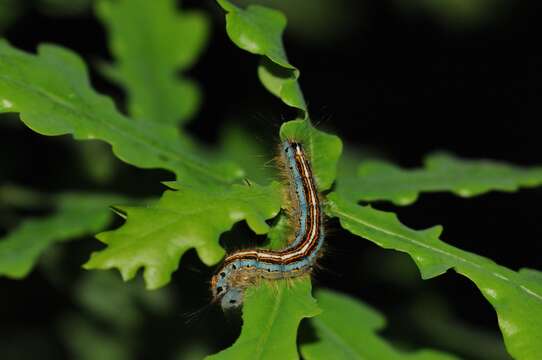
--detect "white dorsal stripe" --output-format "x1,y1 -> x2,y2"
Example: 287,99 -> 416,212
222,142 -> 321,264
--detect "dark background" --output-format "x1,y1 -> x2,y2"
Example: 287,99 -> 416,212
1,0 -> 541,359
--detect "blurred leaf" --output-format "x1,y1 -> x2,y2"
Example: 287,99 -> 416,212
76,271 -> 173,331
78,141 -> 116,184
0,329 -> 58,360
0,40 -> 242,182
410,295 -> 511,360
38,0 -> 91,16
207,279 -> 320,360
219,125 -> 274,184
62,271 -> 173,360
0,193 -> 128,278
326,192 -> 542,360
366,252 -> 511,359
97,0 -> 208,126
60,315 -> 130,360
0,0 -> 23,33
217,0 -> 307,119
395,0 -> 506,27
84,182 -> 282,289
336,152 -> 542,205
361,249 -> 422,287
302,289 -> 458,360
337,145 -> 385,179
0,184 -> 49,209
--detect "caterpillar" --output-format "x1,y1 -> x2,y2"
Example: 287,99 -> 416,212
211,139 -> 324,310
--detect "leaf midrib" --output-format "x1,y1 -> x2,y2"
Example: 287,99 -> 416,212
330,203 -> 542,303
0,72 -> 228,183
254,284 -> 284,359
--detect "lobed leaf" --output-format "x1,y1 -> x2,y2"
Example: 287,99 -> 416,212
97,0 -> 208,126
0,40 -> 241,182
302,289 -> 458,360
216,0 -> 307,118
0,193 -> 127,278
207,279 -> 320,360
84,182 -> 282,289
336,151 -> 542,205
326,192 -> 542,360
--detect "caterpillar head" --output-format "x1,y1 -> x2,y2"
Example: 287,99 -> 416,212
220,287 -> 243,311
211,270 -> 243,311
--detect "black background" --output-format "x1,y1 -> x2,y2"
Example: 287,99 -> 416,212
1,0 -> 541,359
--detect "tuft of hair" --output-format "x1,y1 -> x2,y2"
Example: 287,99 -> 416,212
274,141 -> 307,247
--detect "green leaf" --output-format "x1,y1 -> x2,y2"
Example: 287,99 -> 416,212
336,152 -> 542,206
326,192 -> 542,360
60,314 -> 131,360
216,0 -> 307,119
302,289 -> 458,360
279,119 -> 343,191
75,271 -> 173,331
0,193 -> 126,278
0,0 -> 23,33
84,182 -> 282,289
0,40 -> 241,182
97,0 -> 208,125
206,279 -> 320,360
0,184 -> 49,209
38,0 -> 91,16
62,271 -> 172,360
78,141 -> 116,184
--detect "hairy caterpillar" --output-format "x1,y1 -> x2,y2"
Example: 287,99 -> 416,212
211,140 -> 324,310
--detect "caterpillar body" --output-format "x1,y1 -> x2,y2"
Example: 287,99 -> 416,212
211,140 -> 324,310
